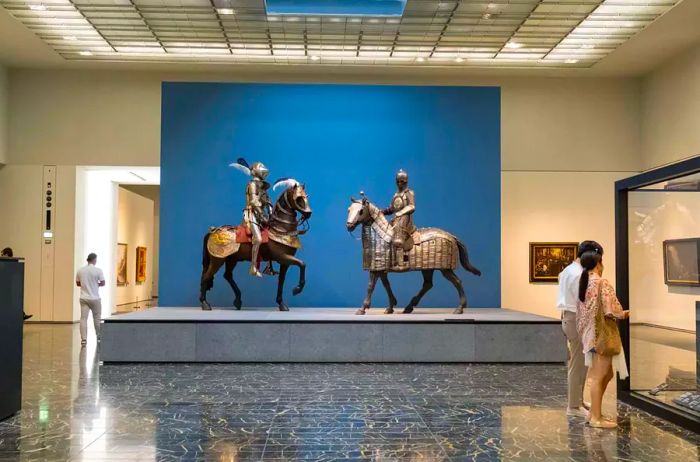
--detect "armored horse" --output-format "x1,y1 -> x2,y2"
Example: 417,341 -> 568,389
346,195 -> 481,315
200,180 -> 312,311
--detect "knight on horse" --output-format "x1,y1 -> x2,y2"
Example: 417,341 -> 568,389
383,169 -> 416,259
238,160 -> 273,277
199,159 -> 312,311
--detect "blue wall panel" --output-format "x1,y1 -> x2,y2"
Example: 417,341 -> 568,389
160,83 -> 500,308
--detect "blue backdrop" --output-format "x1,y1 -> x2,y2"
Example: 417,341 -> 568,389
160,83 -> 500,308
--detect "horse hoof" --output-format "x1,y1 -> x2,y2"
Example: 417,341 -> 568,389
292,286 -> 303,296
453,308 -> 464,315
355,309 -> 366,315
234,299 -> 242,310
201,301 -> 212,311
402,307 -> 413,314
384,307 -> 394,314
278,303 -> 289,312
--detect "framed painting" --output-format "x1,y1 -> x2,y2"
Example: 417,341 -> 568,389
663,238 -> 700,286
136,246 -> 147,284
529,242 -> 578,283
116,243 -> 128,286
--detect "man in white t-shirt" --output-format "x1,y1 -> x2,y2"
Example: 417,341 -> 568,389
557,240 -> 603,417
76,253 -> 106,346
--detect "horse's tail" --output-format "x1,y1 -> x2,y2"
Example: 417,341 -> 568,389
202,232 -> 211,271
202,231 -> 214,290
456,239 -> 481,276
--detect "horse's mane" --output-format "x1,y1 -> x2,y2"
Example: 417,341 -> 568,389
364,200 -> 393,242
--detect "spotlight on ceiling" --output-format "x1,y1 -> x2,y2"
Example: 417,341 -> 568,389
79,51 -> 93,56
216,8 -> 235,15
310,55 -> 320,61
416,57 -> 425,62
505,42 -> 523,49
64,35 -> 77,41
581,44 -> 595,49
565,59 -> 578,64
29,4 -> 46,11
455,57 -> 464,63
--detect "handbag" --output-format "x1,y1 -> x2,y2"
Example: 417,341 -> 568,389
594,280 -> 622,356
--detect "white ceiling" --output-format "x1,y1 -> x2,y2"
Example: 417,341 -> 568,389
0,0 -> 698,76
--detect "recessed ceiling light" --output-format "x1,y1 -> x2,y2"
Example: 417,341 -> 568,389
505,42 -> 523,49
565,59 -> 578,64
268,16 -> 280,21
310,55 -> 320,61
216,8 -> 234,15
482,13 -> 491,19
369,18 -> 379,23
330,17 -> 342,22
79,51 -> 93,56
64,35 -> 77,41
349,18 -> 361,23
29,4 -> 46,11
581,44 -> 595,49
416,57 -> 425,62
455,57 -> 464,63
286,16 -> 299,22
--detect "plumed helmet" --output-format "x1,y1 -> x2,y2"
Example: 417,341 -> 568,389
250,162 -> 269,180
396,169 -> 408,182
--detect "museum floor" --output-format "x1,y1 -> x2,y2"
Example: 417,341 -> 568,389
0,324 -> 698,461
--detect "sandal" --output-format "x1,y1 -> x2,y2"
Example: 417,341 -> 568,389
587,418 -> 617,429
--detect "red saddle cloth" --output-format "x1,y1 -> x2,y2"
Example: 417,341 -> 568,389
234,225 -> 269,244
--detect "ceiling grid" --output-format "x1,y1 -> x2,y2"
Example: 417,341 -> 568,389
0,0 -> 682,68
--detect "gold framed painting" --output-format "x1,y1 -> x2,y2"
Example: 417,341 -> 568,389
529,242 -> 578,283
116,243 -> 128,286
663,238 -> 700,286
136,246 -> 147,284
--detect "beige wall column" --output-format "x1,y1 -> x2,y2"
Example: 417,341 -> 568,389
0,65 -> 7,165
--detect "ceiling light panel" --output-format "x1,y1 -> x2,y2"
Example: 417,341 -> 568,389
0,0 -> 681,68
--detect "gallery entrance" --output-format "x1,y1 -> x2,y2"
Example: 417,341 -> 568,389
74,167 -> 160,320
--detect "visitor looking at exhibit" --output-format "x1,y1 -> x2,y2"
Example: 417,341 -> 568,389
576,249 -> 630,429
75,253 -> 106,346
557,240 -> 603,417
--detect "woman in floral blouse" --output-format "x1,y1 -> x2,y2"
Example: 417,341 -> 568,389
576,249 -> 629,429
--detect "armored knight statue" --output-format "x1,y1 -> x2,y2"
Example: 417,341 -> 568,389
231,158 -> 273,277
382,169 -> 416,254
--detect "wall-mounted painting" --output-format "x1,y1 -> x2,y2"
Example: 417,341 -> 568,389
136,246 -> 147,284
663,238 -> 700,286
116,243 -> 128,286
529,242 -> 578,283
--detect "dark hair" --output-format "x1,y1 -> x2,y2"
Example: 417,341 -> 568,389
87,253 -> 97,262
1,247 -> 13,257
578,240 -> 604,258
578,250 -> 603,302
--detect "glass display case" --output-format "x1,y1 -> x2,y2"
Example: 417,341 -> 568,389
615,156 -> 700,432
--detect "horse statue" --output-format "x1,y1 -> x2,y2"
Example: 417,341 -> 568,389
200,180 -> 312,311
346,195 -> 481,315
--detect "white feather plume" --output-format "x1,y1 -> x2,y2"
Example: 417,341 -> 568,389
229,162 -> 251,176
272,178 -> 299,192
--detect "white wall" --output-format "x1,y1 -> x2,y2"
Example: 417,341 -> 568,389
629,190 -> 700,330
1,69 -> 645,318
115,187 -> 154,308
641,43 -> 700,170
502,171 -> 630,318
0,164 -> 76,321
0,65 -> 7,165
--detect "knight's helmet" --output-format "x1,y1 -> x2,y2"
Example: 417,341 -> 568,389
396,169 -> 408,186
250,162 -> 269,180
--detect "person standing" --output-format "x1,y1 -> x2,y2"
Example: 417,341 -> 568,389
75,253 -> 105,346
576,248 -> 629,428
557,241 -> 602,417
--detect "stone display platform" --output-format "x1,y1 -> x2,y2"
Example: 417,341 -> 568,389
100,307 -> 565,363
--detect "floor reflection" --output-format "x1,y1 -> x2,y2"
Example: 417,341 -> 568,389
0,324 -> 697,461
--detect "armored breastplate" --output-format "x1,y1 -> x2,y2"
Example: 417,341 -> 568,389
392,191 -> 410,212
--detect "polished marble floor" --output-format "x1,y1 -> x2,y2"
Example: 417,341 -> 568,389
0,324 -> 698,461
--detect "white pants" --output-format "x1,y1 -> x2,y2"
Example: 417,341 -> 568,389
80,298 -> 102,341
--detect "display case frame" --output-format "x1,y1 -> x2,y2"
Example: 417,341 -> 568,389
615,155 -> 700,433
